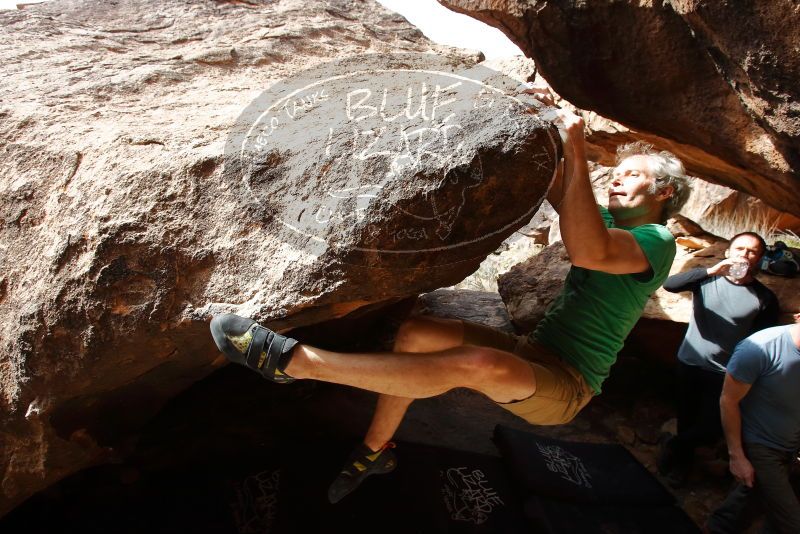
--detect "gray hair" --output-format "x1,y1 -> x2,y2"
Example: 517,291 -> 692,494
615,141 -> 691,220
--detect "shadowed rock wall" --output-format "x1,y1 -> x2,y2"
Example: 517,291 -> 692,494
441,0 -> 800,216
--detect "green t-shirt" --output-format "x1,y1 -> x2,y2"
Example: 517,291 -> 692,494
530,206 -> 676,394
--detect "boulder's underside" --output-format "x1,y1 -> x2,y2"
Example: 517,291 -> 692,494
442,0 -> 800,216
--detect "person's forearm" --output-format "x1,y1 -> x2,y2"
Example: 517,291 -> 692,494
720,374 -> 755,486
721,395 -> 746,459
663,267 -> 708,292
545,158 -> 565,208
554,140 -> 612,266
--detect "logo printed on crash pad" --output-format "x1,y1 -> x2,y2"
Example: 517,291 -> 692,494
441,466 -> 504,524
536,443 -> 592,488
230,469 -> 280,534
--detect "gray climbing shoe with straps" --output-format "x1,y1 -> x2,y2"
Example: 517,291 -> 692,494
210,313 -> 298,384
328,442 -> 397,504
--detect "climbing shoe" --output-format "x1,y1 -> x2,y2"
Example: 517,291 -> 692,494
210,313 -> 298,384
328,442 -> 397,504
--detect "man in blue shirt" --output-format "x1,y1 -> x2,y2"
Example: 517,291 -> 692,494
707,314 -> 800,534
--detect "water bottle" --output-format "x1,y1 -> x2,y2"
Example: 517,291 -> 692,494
728,260 -> 749,280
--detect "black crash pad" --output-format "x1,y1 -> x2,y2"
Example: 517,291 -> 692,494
493,425 -> 700,534
524,495 -> 701,534
493,424 -> 675,505
2,440 -> 527,534
237,440 -> 529,534
2,430 -> 698,534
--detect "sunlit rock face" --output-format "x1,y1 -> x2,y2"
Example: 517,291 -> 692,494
442,0 -> 800,217
0,0 -> 562,515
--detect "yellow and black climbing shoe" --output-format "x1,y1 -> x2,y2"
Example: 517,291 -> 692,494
210,313 -> 298,384
327,442 -> 397,504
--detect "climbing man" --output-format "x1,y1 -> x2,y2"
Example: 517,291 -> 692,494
659,232 -> 778,486
706,313 -> 800,534
210,92 -> 691,503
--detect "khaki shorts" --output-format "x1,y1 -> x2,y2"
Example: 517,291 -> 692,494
461,320 -> 594,426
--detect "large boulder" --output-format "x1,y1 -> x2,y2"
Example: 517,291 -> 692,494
0,0 -> 561,515
441,0 -> 800,217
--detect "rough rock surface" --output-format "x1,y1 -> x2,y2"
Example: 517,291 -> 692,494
567,104 -> 800,236
500,221 -> 800,332
518,74 -> 800,237
415,288 -> 514,332
441,0 -> 800,217
681,180 -> 800,237
496,238 -> 571,333
0,0 -> 562,515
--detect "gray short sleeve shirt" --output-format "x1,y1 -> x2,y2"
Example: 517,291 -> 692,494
665,269 -> 778,373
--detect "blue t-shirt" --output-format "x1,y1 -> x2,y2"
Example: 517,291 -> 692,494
727,325 -> 800,452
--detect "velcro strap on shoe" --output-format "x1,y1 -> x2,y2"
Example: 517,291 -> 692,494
246,327 -> 270,370
263,333 -> 285,379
